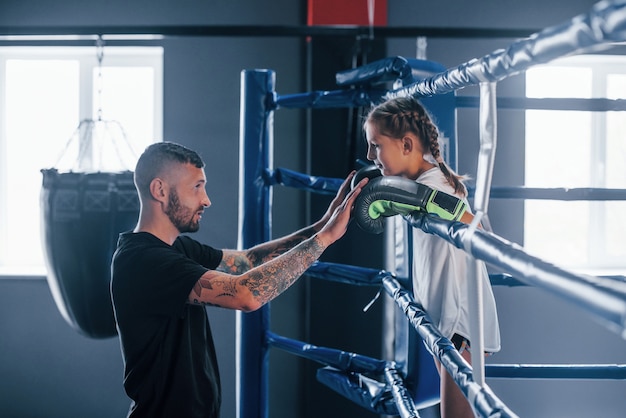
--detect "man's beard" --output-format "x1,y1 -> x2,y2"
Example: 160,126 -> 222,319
165,189 -> 201,233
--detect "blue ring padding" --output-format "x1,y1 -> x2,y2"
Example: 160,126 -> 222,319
315,367 -> 400,415
266,331 -> 388,374
270,167 -> 626,202
273,88 -> 383,110
405,58 -> 447,80
385,1 -> 626,99
382,276 -> 517,418
266,331 -> 424,415
305,261 -> 400,287
267,167 -> 343,196
486,364 -> 626,380
406,212 -> 626,336
335,56 -> 413,87
272,55 -> 457,111
306,261 -> 526,288
274,55 -> 430,110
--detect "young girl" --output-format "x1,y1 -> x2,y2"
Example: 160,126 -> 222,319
363,96 -> 501,418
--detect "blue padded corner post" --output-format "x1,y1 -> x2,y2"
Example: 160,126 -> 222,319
237,69 -> 274,418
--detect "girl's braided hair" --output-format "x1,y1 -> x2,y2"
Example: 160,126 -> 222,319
365,96 -> 467,196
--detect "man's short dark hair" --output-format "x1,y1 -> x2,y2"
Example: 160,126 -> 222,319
134,141 -> 205,196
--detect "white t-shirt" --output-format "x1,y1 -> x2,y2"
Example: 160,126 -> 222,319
411,167 -> 501,353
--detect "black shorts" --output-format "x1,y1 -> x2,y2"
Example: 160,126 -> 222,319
451,333 -> 494,356
451,334 -> 470,353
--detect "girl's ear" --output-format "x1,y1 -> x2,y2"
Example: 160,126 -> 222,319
402,135 -> 413,154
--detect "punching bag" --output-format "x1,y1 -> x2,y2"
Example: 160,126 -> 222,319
40,168 -> 139,338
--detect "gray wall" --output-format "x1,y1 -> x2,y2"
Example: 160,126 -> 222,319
1,0 -> 626,417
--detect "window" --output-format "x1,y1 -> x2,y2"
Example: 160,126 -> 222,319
524,55 -> 626,272
0,46 -> 163,275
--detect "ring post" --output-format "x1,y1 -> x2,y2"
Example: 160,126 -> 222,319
466,81 -> 498,388
237,69 -> 275,418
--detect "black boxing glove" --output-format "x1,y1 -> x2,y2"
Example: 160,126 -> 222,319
351,165 -> 382,190
354,176 -> 468,234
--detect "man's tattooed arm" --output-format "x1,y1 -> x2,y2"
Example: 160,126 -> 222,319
244,225 -> 318,267
216,225 -> 318,275
239,234 -> 324,306
188,171 -> 367,310
188,235 -> 325,311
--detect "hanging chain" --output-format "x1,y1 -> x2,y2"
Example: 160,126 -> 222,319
416,37 -> 428,60
96,35 -> 104,121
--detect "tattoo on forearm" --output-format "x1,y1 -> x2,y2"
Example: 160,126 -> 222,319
241,236 -> 324,305
190,235 -> 325,309
247,226 -> 316,266
220,253 -> 252,274
191,275 -> 238,306
193,300 -> 222,308
192,278 -> 213,298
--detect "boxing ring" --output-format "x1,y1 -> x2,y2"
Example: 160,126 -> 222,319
238,1 -> 626,417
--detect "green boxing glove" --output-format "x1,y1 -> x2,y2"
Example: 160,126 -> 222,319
354,176 -> 467,234
368,200 -> 422,219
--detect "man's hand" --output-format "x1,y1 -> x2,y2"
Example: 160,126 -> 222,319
317,170 -> 357,229
316,176 -> 368,247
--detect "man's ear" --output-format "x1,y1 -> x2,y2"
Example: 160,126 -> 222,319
149,178 -> 167,202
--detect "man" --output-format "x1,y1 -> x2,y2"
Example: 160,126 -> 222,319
110,141 -> 367,417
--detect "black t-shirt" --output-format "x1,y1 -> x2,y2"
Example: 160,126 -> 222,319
111,232 -> 224,418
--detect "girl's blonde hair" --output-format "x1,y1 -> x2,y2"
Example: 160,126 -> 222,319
365,96 -> 467,196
